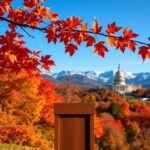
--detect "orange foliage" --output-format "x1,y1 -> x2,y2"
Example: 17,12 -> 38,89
133,88 -> 150,98
125,121 -> 140,140
100,113 -> 125,140
98,113 -> 126,149
120,102 -> 130,116
94,114 -> 104,138
0,71 -> 149,149
0,125 -> 49,149
0,70 -> 63,148
39,78 -> 64,126
0,70 -> 63,125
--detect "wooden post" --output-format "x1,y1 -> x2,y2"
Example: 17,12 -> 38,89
54,103 -> 94,150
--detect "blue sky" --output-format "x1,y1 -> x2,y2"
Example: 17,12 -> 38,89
1,0 -> 150,72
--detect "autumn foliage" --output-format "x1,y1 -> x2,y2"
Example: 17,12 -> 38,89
56,84 -> 150,150
0,70 -> 63,149
0,0 -> 150,75
0,71 -> 150,149
133,88 -> 150,98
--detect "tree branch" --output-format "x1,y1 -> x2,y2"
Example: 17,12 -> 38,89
0,16 -> 149,46
20,27 -> 35,38
73,30 -> 150,46
0,16 -> 47,31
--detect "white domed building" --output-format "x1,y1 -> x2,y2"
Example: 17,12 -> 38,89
113,65 -> 141,94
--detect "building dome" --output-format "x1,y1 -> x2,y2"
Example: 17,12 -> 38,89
113,65 -> 126,85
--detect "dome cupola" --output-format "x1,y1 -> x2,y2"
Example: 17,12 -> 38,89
113,64 -> 126,85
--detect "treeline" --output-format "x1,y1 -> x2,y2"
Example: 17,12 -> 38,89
132,88 -> 150,98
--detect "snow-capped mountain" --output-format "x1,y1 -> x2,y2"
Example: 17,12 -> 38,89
42,70 -> 150,87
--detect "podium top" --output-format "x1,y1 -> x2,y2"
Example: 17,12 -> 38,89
54,103 -> 95,115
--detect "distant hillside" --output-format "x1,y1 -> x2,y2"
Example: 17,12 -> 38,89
42,70 -> 150,87
42,74 -> 101,87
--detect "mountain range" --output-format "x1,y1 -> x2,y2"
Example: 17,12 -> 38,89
42,70 -> 150,88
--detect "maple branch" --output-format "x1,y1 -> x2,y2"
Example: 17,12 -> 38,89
20,27 -> 35,38
0,16 -> 149,46
0,17 -> 48,31
73,30 -> 150,46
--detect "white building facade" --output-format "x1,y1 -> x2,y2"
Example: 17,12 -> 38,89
113,65 -> 141,94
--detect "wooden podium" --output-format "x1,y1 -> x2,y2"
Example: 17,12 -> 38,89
54,103 -> 94,150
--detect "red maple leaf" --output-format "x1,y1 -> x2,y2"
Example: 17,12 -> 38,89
8,8 -> 27,24
107,37 -> 116,47
123,27 -> 138,39
65,44 -> 78,56
93,41 -> 108,57
72,32 -> 82,45
80,24 -> 88,31
40,55 -> 55,71
32,51 -> 41,57
128,41 -> 136,52
32,5 -> 51,19
79,24 -> 88,40
106,22 -> 122,34
59,32 -> 71,45
65,16 -> 82,30
115,37 -> 126,52
86,36 -> 96,47
70,16 -> 82,29
46,25 -> 57,43
24,0 -> 39,9
49,12 -> 59,22
138,46 -> 149,61
91,19 -> 102,33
